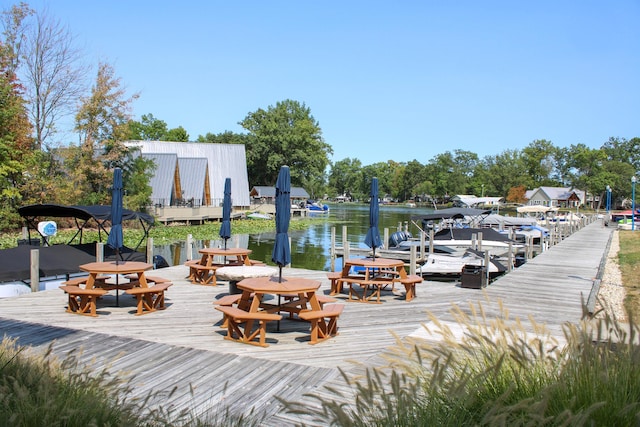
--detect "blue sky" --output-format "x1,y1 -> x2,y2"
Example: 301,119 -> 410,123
17,1 -> 640,166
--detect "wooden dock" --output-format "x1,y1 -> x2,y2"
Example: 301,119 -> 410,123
0,220 -> 614,425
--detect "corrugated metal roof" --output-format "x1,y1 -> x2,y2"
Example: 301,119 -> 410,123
127,141 -> 251,206
142,153 -> 177,205
178,157 -> 208,203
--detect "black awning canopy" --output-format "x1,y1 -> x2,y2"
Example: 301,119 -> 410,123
18,204 -> 155,249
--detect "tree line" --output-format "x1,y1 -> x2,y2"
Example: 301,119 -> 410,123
326,137 -> 640,207
0,3 -> 637,233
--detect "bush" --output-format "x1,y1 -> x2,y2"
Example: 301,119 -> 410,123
283,300 -> 640,426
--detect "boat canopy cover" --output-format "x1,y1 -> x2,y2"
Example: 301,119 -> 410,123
0,244 -> 95,283
411,207 -> 492,222
433,227 -> 515,242
480,214 -> 537,227
18,204 -> 154,250
516,205 -> 558,214
18,204 -> 154,224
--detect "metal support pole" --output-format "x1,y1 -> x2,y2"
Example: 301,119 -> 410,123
633,176 -> 636,231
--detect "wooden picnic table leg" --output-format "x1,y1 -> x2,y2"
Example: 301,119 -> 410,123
136,272 -> 149,288
243,293 -> 264,337
85,273 -> 97,289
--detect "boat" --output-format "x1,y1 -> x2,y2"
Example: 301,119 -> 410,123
246,212 -> 272,220
478,214 -> 549,244
305,200 -> 329,214
406,210 -> 523,257
430,227 -> 523,257
611,210 -> 640,229
416,248 -> 508,277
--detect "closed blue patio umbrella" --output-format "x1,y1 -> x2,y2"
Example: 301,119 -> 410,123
219,178 -> 232,250
106,167 -> 124,305
364,177 -> 382,259
271,165 -> 291,282
107,167 -> 124,260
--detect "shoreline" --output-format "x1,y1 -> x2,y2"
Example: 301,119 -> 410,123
596,229 -> 626,321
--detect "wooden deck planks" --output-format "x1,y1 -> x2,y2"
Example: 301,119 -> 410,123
0,220 -> 614,426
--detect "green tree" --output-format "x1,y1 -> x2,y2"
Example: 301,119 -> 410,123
0,45 -> 34,229
426,151 -> 477,200
197,130 -> 247,144
361,162 -> 395,200
127,113 -> 168,140
328,158 -> 363,199
163,126 -> 189,142
522,139 -> 561,187
239,99 -> 332,189
483,150 -> 529,198
602,136 -> 640,172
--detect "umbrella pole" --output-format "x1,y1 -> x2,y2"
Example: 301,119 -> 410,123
277,265 -> 283,331
115,248 -> 120,306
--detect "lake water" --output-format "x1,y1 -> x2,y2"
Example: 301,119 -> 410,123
154,203 -> 436,271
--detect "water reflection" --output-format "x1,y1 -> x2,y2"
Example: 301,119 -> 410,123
154,204 -> 435,271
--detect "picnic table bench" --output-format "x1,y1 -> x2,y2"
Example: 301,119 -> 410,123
215,305 -> 282,347
125,282 -> 172,315
298,303 -> 344,344
60,285 -> 107,317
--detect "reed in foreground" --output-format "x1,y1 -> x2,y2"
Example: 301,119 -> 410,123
0,338 -> 259,426
283,299 -> 640,426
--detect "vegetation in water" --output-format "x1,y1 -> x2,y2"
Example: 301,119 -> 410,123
0,216 -> 328,250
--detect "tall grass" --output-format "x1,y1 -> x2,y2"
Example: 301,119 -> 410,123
0,338 -> 260,426
284,300 -> 640,426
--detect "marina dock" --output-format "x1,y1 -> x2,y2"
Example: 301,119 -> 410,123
0,220 -> 614,426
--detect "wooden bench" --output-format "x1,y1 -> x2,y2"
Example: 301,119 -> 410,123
62,275 -> 109,287
327,272 -> 343,295
124,274 -> 170,283
248,259 -> 267,266
213,293 -> 243,307
124,283 -> 172,315
298,304 -> 344,344
184,259 -> 202,281
124,274 -> 171,287
60,285 -> 107,317
213,294 -> 244,327
278,293 -> 337,318
214,306 -> 282,347
342,277 -> 395,304
400,274 -> 423,302
189,263 -> 223,285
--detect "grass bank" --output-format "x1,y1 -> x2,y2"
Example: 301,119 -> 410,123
618,230 -> 640,317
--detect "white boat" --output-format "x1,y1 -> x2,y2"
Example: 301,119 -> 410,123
246,212 -> 272,220
305,200 -> 329,214
417,249 -> 508,276
429,227 -> 523,257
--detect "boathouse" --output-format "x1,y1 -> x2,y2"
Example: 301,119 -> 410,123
126,141 -> 251,208
126,141 -> 251,224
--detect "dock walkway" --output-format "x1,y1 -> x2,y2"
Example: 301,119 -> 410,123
0,221 -> 614,425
